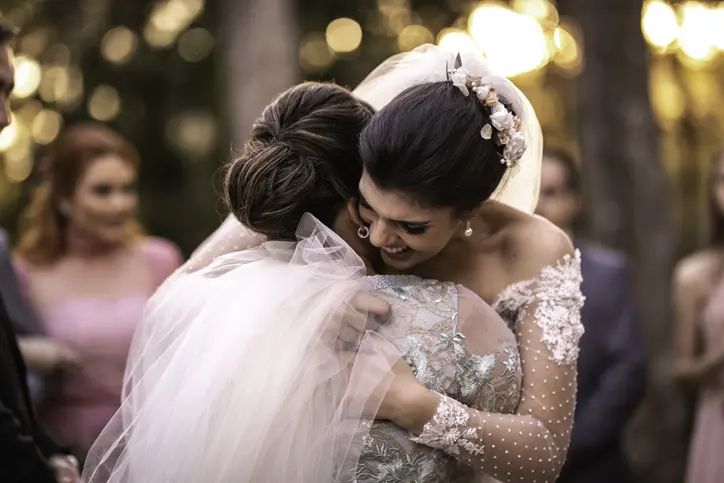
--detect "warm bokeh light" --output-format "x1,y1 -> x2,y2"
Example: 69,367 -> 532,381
641,0 -> 679,50
469,3 -> 549,77
31,109 -> 63,145
713,5 -> 724,50
39,66 -> 69,103
101,27 -> 138,65
12,56 -> 42,99
397,25 -> 434,52
299,32 -> 334,72
165,110 -> 217,158
88,85 -> 121,122
437,28 -> 478,53
512,0 -> 559,28
177,28 -> 214,62
326,18 -> 363,54
552,24 -> 582,73
0,114 -> 19,152
145,0 -> 205,48
678,2 -> 717,63
18,28 -> 50,58
649,60 -> 686,125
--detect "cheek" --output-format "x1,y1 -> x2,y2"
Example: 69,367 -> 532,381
402,231 -> 450,253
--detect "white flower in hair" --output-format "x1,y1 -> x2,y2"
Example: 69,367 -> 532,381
504,131 -> 527,163
474,84 -> 492,101
450,68 -> 470,96
490,109 -> 515,132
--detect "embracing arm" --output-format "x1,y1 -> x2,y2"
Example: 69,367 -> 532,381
391,235 -> 583,482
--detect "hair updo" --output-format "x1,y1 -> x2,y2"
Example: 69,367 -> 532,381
225,82 -> 374,240
359,81 -> 513,214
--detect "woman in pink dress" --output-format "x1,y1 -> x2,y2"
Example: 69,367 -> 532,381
12,123 -> 182,455
673,151 -> 724,483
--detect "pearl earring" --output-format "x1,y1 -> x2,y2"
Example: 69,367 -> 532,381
464,220 -> 473,237
357,226 -> 370,239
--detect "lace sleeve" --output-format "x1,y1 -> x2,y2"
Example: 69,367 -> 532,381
410,251 -> 584,482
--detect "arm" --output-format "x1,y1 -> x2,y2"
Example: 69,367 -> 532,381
671,258 -> 712,385
566,264 -> 646,464
392,243 -> 584,482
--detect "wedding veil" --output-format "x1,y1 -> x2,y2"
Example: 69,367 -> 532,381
83,215 -> 401,482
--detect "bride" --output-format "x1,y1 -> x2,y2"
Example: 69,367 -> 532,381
84,45 -> 583,483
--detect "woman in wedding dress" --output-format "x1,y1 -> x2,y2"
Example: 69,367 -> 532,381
84,46 -> 584,483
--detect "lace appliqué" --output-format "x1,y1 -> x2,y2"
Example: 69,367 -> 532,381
494,250 -> 585,365
410,394 -> 484,458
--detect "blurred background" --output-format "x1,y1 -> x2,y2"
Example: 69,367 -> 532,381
1,1 -> 723,482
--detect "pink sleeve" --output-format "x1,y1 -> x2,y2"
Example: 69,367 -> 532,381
141,238 -> 184,287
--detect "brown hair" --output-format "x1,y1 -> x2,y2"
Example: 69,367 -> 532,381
16,123 -> 144,265
225,82 -> 374,240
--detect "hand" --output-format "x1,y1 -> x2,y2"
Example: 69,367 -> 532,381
376,357 -> 426,422
18,337 -> 81,374
330,292 -> 391,350
49,455 -> 81,483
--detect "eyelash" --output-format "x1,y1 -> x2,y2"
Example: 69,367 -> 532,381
358,200 -> 428,236
401,224 -> 427,236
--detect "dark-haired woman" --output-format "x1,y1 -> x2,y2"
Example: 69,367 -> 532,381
85,82 -> 523,483
13,123 -> 182,454
674,152 -> 724,483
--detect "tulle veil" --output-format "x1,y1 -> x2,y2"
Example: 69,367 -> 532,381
83,215 -> 402,482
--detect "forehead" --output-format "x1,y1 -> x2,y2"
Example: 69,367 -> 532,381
358,171 -> 446,222
541,157 -> 568,185
79,155 -> 136,183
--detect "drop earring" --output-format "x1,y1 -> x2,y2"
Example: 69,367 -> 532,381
464,220 -> 473,237
357,225 -> 370,239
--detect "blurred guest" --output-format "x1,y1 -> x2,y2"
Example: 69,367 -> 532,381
536,148 -> 645,483
13,123 -> 182,454
0,20 -> 80,482
673,151 -> 724,483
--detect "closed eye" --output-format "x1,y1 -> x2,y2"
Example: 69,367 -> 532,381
400,223 -> 428,235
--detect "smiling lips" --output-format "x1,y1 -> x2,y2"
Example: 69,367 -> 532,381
381,246 -> 409,254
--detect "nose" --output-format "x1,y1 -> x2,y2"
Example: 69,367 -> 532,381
368,219 -> 398,248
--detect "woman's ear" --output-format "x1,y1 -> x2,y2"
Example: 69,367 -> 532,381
347,199 -> 364,227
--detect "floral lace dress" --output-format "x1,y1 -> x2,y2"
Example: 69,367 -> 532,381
356,252 -> 584,483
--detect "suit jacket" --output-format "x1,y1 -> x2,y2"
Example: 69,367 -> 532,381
0,229 -> 61,482
558,241 -> 646,483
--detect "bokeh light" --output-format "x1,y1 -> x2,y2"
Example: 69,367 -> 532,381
397,25 -> 434,52
31,109 -> 63,145
101,27 -> 138,65
468,4 -> 549,77
641,0 -> 679,50
177,28 -> 215,62
299,32 -> 334,72
88,85 -> 121,122
678,2 -> 717,64
437,28 -> 477,54
326,18 -> 363,54
165,110 -> 218,158
12,56 -> 42,99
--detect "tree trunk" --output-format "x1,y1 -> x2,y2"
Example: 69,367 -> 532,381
564,1 -> 685,482
219,0 -> 299,148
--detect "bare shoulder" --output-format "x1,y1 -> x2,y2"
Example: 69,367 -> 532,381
673,249 -> 721,296
502,212 -> 575,282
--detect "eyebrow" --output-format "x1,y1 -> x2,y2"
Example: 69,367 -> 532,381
358,192 -> 432,227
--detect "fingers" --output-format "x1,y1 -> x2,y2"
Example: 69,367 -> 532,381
349,293 -> 391,322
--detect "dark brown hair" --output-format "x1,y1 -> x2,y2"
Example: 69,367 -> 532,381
360,81 -> 513,214
16,123 -> 144,265
543,148 -> 581,195
225,82 -> 374,240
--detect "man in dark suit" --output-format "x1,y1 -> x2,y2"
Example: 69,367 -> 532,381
536,149 -> 646,483
0,21 -> 80,483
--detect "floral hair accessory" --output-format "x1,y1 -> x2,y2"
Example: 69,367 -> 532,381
446,54 -> 527,170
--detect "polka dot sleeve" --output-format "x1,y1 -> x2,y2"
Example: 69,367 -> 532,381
410,251 -> 585,482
